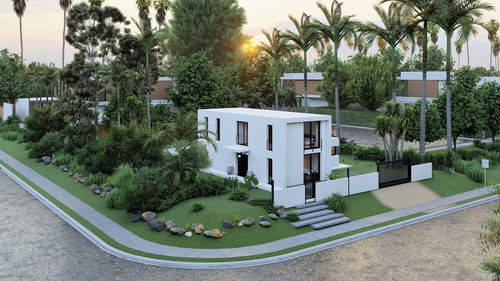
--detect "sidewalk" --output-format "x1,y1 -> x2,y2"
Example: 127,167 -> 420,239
0,148 -> 495,260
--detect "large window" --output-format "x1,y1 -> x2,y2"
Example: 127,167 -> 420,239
267,125 -> 273,151
236,121 -> 248,146
304,121 -> 320,150
268,158 -> 273,184
216,118 -> 220,141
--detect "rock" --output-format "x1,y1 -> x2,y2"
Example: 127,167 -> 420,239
194,224 -> 205,234
36,157 -> 43,163
259,216 -> 269,222
78,177 -> 85,184
211,229 -> 224,238
153,223 -> 164,232
89,184 -> 98,191
164,221 -> 176,231
268,213 -> 279,220
141,211 -> 155,222
131,213 -> 142,223
260,221 -> 271,227
184,231 -> 193,238
61,166 -> 69,172
100,192 -> 107,198
44,159 -> 51,165
242,218 -> 254,226
222,220 -> 234,229
103,186 -> 113,193
148,218 -> 160,228
42,156 -> 51,163
238,221 -> 244,227
191,223 -> 199,230
245,197 -> 253,204
160,218 -> 166,225
203,230 -> 212,237
93,188 -> 101,195
170,227 -> 186,235
72,173 -> 80,179
277,206 -> 286,217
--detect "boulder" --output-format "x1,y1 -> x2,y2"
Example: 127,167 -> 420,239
242,218 -> 254,226
194,224 -> 205,234
259,216 -> 269,222
42,156 -> 51,163
203,230 -> 212,237
89,184 -> 98,191
131,213 -> 142,223
184,231 -> 193,238
103,186 -> 113,193
238,221 -> 244,227
93,188 -> 101,195
153,223 -> 164,232
148,218 -> 160,228
268,213 -> 279,220
277,206 -> 286,217
170,227 -> 186,235
61,166 -> 69,172
164,221 -> 176,231
36,157 -> 43,163
78,177 -> 85,184
222,220 -> 234,229
44,159 -> 51,165
74,177 -> 81,183
141,211 -> 156,222
100,192 -> 107,198
211,229 -> 224,238
260,221 -> 271,227
72,173 -> 80,179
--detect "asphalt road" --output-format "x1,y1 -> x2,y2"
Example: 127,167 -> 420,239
0,170 -> 493,281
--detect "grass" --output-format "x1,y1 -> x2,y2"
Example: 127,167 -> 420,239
292,106 -> 380,128
337,157 -> 378,177
343,191 -> 393,220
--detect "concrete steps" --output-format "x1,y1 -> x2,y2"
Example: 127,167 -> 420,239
295,200 -> 325,209
298,209 -> 336,221
288,201 -> 351,230
294,204 -> 329,215
311,217 -> 351,230
291,213 -> 344,228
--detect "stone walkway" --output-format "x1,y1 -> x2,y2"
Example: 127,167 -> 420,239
0,148 -> 494,261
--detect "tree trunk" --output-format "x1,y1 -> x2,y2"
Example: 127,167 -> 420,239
491,41 -> 493,74
146,52 -> 151,130
334,44 -> 340,149
419,21 -> 428,161
382,136 -> 388,162
446,32 -> 452,151
391,46 -> 397,101
400,130 -> 406,160
303,51 -> 308,113
62,9 -> 67,68
117,84 -> 121,126
19,17 -> 23,63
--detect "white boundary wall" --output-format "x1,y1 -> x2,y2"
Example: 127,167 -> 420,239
274,185 -> 305,208
316,178 -> 349,199
350,172 -> 379,195
411,163 -> 433,182
2,103 -> 13,121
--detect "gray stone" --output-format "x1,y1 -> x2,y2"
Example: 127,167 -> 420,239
269,213 -> 279,220
36,157 -> 43,163
103,186 -> 113,193
191,223 -> 199,230
148,218 -> 160,228
131,213 -> 142,223
42,156 -> 51,163
222,220 -> 234,229
164,221 -> 176,231
100,192 -> 107,198
44,160 -> 51,165
141,211 -> 155,222
203,230 -> 213,237
277,206 -> 286,217
93,188 -> 101,195
153,223 -> 164,232
260,221 -> 271,227
61,166 -> 69,172
259,216 -> 269,222
170,227 -> 186,235
184,231 -> 193,237
242,218 -> 254,226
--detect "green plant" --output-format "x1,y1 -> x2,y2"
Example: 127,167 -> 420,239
241,173 -> 258,190
327,172 -> 341,181
52,153 -> 73,167
232,215 -> 241,226
104,168 -> 135,189
87,172 -> 108,185
325,193 -> 346,213
28,132 -> 63,158
229,187 -> 249,201
286,211 -> 299,222
76,141 -> 119,175
5,115 -> 21,125
452,155 -> 483,183
69,158 -> 86,176
1,131 -> 20,141
186,173 -> 229,198
191,201 -> 204,212
105,189 -> 126,209
24,107 -> 66,143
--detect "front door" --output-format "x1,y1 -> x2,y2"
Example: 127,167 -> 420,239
304,153 -> 320,202
237,153 -> 248,177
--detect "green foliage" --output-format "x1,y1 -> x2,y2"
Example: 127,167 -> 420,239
286,211 -> 299,222
76,141 -> 119,175
191,201 -> 205,212
52,153 -> 74,167
62,135 -> 89,155
24,107 -> 66,143
1,131 -> 20,141
354,145 -> 385,162
325,193 -> 346,213
186,173 -> 229,198
404,100 -> 445,144
346,55 -> 392,110
403,148 -> 420,164
0,49 -> 27,104
327,172 -> 341,180
162,141 -> 210,186
319,60 -> 356,109
5,115 -> 21,125
240,173 -> 258,190
105,189 -> 127,209
402,45 -> 448,71
28,132 -> 63,158
151,104 -> 178,128
476,81 -> 500,144
229,187 -> 249,201
452,156 -> 483,183
86,172 -> 108,185
119,95 -> 147,125
474,140 -> 500,152
167,0 -> 247,65
69,158 -> 86,176
104,168 -> 135,190
424,150 -> 453,170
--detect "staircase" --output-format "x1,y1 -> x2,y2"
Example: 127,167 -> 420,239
286,200 -> 350,230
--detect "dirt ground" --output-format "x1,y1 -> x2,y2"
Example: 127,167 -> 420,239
372,182 -> 440,209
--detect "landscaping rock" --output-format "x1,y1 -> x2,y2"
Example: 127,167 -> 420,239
72,173 -> 80,179
93,188 -> 101,195
153,223 -> 164,232
268,213 -> 279,220
260,221 -> 271,227
44,159 -> 51,165
165,221 -> 176,231
184,231 -> 193,238
36,157 -> 43,163
242,218 -> 254,226
191,223 -> 199,230
89,184 -> 98,191
78,177 -> 85,184
131,213 -> 142,223
222,220 -> 234,229
277,206 -> 286,217
203,230 -> 212,237
211,229 -> 224,238
61,166 -> 69,172
259,216 -> 269,222
42,156 -> 51,164
148,218 -> 160,228
245,197 -> 253,204
141,211 -> 155,222
238,221 -> 244,227
100,192 -> 107,198
103,186 -> 113,193
194,224 -> 205,234
170,227 -> 186,235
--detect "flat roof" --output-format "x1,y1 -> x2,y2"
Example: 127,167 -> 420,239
280,73 -> 323,80
199,108 -> 330,121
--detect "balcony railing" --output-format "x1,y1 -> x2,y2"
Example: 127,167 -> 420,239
236,135 -> 248,146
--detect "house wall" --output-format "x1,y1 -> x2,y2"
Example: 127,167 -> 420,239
407,80 -> 439,98
292,80 -> 322,95
286,123 -> 303,187
14,99 -> 30,121
2,103 -> 13,121
274,185 -> 305,208
151,80 -> 174,100
411,163 -> 433,182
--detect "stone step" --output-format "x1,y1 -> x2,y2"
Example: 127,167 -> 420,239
291,213 -> 344,228
311,217 -> 351,230
295,200 -> 325,209
298,209 -> 336,221
293,204 -> 329,215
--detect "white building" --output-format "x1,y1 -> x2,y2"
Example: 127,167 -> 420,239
198,108 -> 346,205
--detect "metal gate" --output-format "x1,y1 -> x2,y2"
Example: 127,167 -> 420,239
377,159 -> 412,188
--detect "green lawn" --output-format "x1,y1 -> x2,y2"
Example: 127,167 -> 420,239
343,192 -> 393,220
292,106 -> 380,128
337,157 -> 378,177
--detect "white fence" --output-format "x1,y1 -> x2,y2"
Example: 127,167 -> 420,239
316,178 -> 349,198
2,103 -> 13,121
411,163 -> 433,182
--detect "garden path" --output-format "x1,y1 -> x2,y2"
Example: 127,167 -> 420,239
372,182 -> 440,209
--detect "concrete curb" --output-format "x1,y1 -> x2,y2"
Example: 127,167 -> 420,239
1,162 -> 497,269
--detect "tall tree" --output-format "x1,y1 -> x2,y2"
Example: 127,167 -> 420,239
283,13 -> 324,113
494,37 -> 500,71
458,15 -> 479,66
167,0 -> 247,66
258,28 -> 294,110
454,38 -> 464,67
12,0 -> 27,63
428,22 -> 440,45
433,0 -> 494,151
136,0 -> 152,21
476,81 -> 500,144
59,0 -> 73,68
313,1 -> 357,139
485,19 -> 499,72
153,0 -> 171,26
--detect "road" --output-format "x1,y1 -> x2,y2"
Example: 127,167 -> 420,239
0,170 -> 493,281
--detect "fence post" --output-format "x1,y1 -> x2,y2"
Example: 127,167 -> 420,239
347,168 -> 350,196
408,158 -> 412,182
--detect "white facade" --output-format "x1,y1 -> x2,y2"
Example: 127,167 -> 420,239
198,108 -> 341,205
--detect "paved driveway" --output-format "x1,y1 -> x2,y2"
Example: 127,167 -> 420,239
0,170 -> 493,281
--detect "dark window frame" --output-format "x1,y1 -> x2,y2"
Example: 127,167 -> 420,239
304,121 -> 321,150
267,125 -> 273,151
236,121 -> 248,146
216,118 -> 220,141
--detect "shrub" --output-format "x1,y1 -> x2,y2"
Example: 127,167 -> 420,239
456,149 -> 486,161
340,142 -> 359,155
87,172 -> 108,185
249,198 -> 272,206
52,153 -> 73,167
28,132 -> 63,158
104,168 -> 135,189
452,156 -> 483,183
24,107 -> 66,143
76,141 -> 119,175
63,135 -> 89,155
403,148 -> 420,164
105,189 -> 126,209
325,193 -> 346,213
188,173 -> 229,198
425,150 -> 452,170
69,158 -> 86,176
5,115 -> 21,125
240,173 -> 258,190
1,131 -> 20,141
355,145 -> 385,162
286,211 -> 299,222
229,187 -> 249,201
327,172 -> 341,180
191,201 -> 204,212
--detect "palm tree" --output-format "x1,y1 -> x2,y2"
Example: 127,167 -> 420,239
428,22 -> 440,45
136,0 -> 152,20
258,28 -> 294,110
494,37 -> 500,71
279,86 -> 301,110
485,19 -> 499,72
313,0 -> 357,139
458,15 -> 479,66
88,0 -> 104,6
454,39 -> 464,67
124,18 -> 166,130
153,0 -> 170,26
374,115 -> 392,161
433,0 -> 494,152
160,112 -> 217,151
12,0 -> 27,63
382,0 -> 440,161
59,0 -> 73,68
361,3 -> 416,102
282,13 -> 324,113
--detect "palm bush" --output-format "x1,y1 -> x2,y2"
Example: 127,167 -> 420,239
325,193 -> 346,213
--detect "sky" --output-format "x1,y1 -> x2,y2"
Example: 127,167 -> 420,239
0,0 -> 499,68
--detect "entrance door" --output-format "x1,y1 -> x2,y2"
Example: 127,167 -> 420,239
304,153 -> 320,202
237,153 -> 248,177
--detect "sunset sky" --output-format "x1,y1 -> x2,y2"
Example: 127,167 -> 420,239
0,0 -> 498,68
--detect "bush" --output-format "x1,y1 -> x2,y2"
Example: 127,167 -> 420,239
76,141 -> 119,175
52,153 -> 73,166
188,173 -> 229,198
327,172 -> 341,180
403,148 -> 420,164
87,172 -> 108,185
456,149 -> 487,161
286,211 -> 299,222
151,104 -> 178,128
105,189 -> 126,209
69,158 -> 86,176
354,145 -> 385,162
340,142 -> 359,155
63,135 -> 89,155
240,173 -> 258,189
452,156 -> 483,183
325,193 -> 346,213
249,198 -> 272,207
5,115 -> 21,125
425,150 -> 452,170
229,187 -> 249,201
473,140 -> 500,152
104,168 -> 135,189
24,107 -> 66,143
191,201 -> 204,212
1,131 -> 20,141
28,132 -> 63,158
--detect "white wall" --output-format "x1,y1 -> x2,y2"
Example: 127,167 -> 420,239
411,163 -> 433,182
2,103 -> 13,121
14,99 -> 30,121
308,98 -> 329,108
274,185 -> 305,208
349,172 -> 379,195
287,123 -> 303,187
316,178 -> 349,199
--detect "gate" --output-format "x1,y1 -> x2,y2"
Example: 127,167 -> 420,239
377,159 -> 412,188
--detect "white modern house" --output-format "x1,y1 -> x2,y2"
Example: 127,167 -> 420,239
198,108 -> 349,206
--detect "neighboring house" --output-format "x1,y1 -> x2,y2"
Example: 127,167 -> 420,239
396,71 -> 500,106
2,98 -> 58,121
198,108 -> 346,205
280,73 -> 328,107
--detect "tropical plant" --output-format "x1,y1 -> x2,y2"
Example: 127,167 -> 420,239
12,0 -> 27,63
325,193 -> 346,213
279,86 -> 301,110
318,59 -> 355,109
153,0 -> 170,26
457,15 -> 480,66
258,28 -> 294,109
494,37 -> 500,71
479,187 -> 500,280
282,13 -> 324,113
476,81 -> 500,144
59,0 -> 73,67
162,141 -> 210,186
485,19 -> 499,72
313,0 -> 358,139
136,0 -> 152,20
454,39 -> 464,67
428,22 -> 440,45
